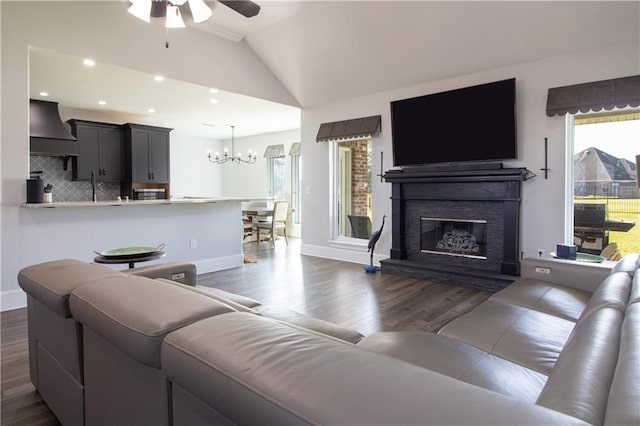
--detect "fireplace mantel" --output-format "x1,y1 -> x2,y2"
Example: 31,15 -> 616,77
382,166 -> 528,291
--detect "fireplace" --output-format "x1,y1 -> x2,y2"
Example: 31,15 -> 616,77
381,166 -> 528,292
421,218 -> 487,259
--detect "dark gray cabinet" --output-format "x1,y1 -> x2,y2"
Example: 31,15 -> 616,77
124,124 -> 171,183
68,120 -> 124,182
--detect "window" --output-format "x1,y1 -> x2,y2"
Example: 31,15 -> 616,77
290,144 -> 301,224
570,111 -> 639,258
333,139 -> 372,239
267,157 -> 286,201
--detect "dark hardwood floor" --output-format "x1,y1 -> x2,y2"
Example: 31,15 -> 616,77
1,237 -> 491,425
201,238 -> 492,336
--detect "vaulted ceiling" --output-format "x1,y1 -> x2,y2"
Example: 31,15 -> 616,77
242,1 -> 639,108
27,1 -> 640,138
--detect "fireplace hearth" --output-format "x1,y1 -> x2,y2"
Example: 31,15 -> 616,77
381,166 -> 528,292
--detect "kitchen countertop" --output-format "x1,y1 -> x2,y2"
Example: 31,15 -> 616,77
21,197 -> 250,208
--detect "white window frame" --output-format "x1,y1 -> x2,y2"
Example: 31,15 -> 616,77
267,156 -> 286,201
291,154 -> 301,224
330,139 -> 372,244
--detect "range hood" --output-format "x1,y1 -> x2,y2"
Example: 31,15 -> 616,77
30,99 -> 78,156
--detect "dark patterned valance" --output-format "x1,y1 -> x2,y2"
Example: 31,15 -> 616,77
546,75 -> 640,117
316,115 -> 381,142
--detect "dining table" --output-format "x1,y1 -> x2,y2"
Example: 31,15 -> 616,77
242,206 -> 273,222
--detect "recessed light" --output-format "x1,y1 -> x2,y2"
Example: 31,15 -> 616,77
209,88 -> 218,94
83,58 -> 95,67
148,108 -> 155,113
39,92 -> 49,97
98,100 -> 106,105
154,75 -> 165,82
210,99 -> 219,104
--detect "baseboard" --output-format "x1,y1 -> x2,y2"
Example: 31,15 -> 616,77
300,243 -> 385,266
2,289 -> 27,312
193,254 -> 243,275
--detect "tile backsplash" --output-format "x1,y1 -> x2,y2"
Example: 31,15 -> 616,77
30,155 -> 121,202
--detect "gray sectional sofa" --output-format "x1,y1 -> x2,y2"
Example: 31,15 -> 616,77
17,254 -> 640,425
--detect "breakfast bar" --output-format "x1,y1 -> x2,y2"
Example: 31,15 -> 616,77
4,198 -> 247,309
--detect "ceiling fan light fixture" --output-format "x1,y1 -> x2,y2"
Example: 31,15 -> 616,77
128,0 -> 152,23
165,5 -> 186,28
188,0 -> 213,23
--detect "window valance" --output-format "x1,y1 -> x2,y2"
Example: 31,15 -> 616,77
546,75 -> 640,117
316,115 -> 381,142
289,142 -> 301,156
263,144 -> 285,158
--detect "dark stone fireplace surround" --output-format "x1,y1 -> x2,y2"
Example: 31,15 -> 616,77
381,166 -> 528,292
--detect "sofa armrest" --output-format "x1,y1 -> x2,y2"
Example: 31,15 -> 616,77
521,257 -> 613,293
125,262 -> 197,286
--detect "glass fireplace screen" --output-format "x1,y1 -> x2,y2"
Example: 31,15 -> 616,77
421,217 -> 487,259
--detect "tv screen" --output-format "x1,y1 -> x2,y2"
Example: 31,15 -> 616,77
391,78 -> 516,167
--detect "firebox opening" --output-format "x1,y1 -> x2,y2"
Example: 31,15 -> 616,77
421,217 -> 488,259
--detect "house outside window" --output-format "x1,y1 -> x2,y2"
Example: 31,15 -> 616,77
333,139 -> 372,240
569,111 -> 639,258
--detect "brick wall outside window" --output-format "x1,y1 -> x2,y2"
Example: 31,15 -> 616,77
349,140 -> 369,216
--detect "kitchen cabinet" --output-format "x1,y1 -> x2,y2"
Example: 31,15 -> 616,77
124,124 -> 171,183
68,120 -> 124,182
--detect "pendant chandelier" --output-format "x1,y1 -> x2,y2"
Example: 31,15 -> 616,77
208,125 -> 257,164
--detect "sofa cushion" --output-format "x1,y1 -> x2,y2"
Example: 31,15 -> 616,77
605,303 -> 640,426
69,275 -> 236,368
629,270 -> 640,305
611,253 -> 640,276
18,259 -> 125,317
438,300 -> 574,375
537,308 -> 623,426
160,280 -> 363,343
358,331 -> 547,402
490,278 -> 590,321
162,312 -> 584,425
156,279 -> 258,313
577,272 -> 631,321
253,305 -> 364,344
188,285 -> 261,308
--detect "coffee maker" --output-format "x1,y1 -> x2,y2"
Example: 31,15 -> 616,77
26,171 -> 44,203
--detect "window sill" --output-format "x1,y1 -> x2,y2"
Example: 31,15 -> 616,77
329,236 -> 369,251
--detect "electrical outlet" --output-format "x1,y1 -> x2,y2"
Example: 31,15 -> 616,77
535,267 -> 551,274
171,272 -> 186,281
189,239 -> 197,249
538,249 -> 544,258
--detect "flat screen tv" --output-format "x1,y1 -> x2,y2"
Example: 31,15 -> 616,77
391,78 -> 516,167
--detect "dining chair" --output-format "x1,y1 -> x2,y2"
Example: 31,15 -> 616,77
256,201 -> 289,247
242,217 -> 255,241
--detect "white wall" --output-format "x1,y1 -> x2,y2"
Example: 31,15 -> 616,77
300,43 -> 640,265
0,1 -> 294,311
170,130 -> 222,199
221,129 -> 301,199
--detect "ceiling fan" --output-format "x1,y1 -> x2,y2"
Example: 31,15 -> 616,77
128,0 -> 260,28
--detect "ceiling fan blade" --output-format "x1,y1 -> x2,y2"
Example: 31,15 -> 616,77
218,0 -> 260,18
